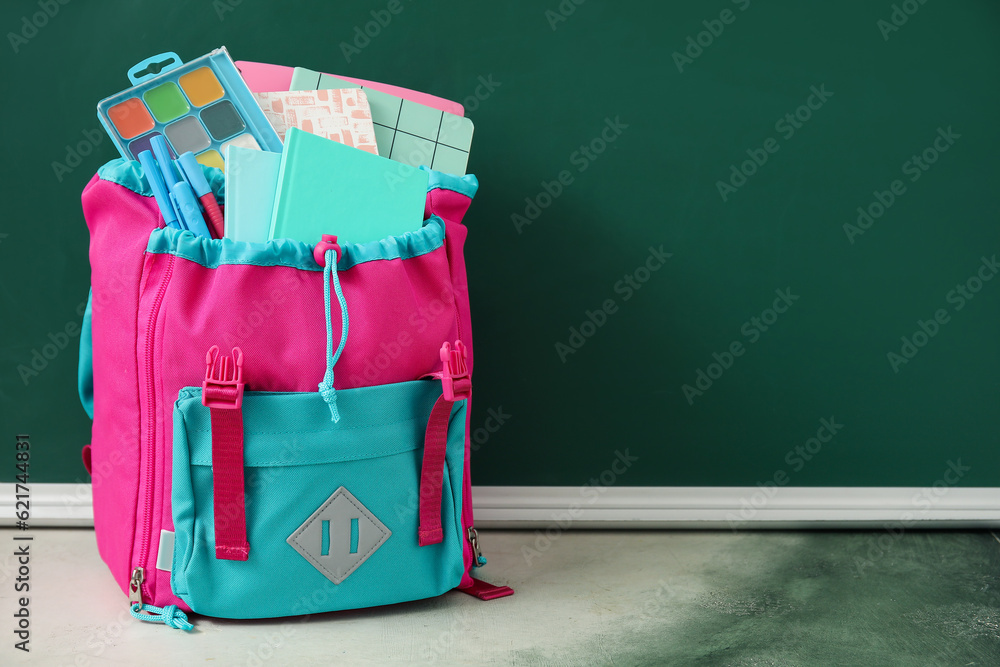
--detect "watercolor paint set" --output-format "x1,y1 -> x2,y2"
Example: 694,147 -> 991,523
97,47 -> 281,170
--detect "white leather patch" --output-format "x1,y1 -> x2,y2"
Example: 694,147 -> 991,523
156,529 -> 175,571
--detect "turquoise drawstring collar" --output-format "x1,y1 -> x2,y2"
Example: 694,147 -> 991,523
130,602 -> 194,631
318,248 -> 349,422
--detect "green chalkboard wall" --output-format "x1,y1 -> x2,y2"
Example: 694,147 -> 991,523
2,0 -> 998,487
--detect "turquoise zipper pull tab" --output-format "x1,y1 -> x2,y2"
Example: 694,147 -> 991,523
468,527 -> 487,567
128,567 -> 194,631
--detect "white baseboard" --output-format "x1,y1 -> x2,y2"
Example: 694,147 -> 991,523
471,486 -> 1000,529
2,484 -> 998,528
1,483 -> 95,526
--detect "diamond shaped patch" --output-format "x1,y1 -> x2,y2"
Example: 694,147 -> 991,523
287,487 -> 391,584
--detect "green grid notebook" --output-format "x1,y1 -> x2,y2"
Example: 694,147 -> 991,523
290,67 -> 474,176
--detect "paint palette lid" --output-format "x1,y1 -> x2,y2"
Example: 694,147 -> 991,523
96,47 -> 281,167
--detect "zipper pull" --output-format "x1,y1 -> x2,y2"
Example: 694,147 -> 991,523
128,567 -> 144,607
128,567 -> 194,632
468,527 -> 486,567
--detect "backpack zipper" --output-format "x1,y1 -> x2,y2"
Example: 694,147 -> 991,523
455,310 -> 477,576
135,255 -> 174,602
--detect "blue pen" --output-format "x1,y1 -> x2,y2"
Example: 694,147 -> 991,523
150,135 -> 180,190
150,135 -> 188,231
171,181 -> 213,238
150,135 -> 189,231
137,151 -> 180,229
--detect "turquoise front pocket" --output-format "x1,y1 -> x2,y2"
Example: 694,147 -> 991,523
170,380 -> 467,619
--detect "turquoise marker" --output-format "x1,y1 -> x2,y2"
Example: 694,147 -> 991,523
149,135 -> 192,232
171,181 -> 213,238
137,150 -> 180,229
150,135 -> 180,189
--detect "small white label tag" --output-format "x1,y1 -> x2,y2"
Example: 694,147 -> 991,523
156,530 -> 175,572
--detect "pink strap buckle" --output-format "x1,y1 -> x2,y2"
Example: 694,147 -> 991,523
202,345 -> 244,409
313,234 -> 341,267
440,340 -> 471,401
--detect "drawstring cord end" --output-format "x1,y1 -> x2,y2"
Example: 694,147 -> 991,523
316,242 -> 348,423
130,602 -> 194,631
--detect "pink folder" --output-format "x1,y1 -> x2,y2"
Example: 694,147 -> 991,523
234,61 -> 465,117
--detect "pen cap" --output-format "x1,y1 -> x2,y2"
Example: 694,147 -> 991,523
177,152 -> 212,197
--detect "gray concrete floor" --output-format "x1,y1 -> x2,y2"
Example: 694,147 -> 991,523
1,528 -> 998,665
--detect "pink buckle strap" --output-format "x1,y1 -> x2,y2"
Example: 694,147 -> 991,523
418,341 -> 471,546
418,388 -> 463,545
203,346 -> 249,561
209,407 -> 249,560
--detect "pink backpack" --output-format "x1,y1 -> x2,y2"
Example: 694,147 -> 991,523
79,159 -> 511,629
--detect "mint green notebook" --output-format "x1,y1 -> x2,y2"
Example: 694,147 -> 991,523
224,145 -> 281,243
268,127 -> 429,245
